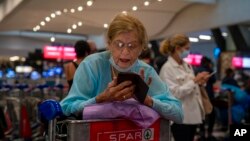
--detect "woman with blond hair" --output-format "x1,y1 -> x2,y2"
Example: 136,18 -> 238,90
159,34 -> 210,141
60,13 -> 183,123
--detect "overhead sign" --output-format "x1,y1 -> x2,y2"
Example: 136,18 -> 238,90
43,45 -> 76,60
232,57 -> 250,69
184,54 -> 203,66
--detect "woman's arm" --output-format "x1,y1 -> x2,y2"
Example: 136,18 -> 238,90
60,61 -> 97,116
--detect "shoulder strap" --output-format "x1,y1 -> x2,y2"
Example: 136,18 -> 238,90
72,61 -> 79,69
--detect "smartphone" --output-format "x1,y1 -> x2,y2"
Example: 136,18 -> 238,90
208,71 -> 216,77
117,72 -> 149,103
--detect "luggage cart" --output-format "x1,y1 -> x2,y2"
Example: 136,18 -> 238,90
40,100 -> 171,141
48,118 -> 170,141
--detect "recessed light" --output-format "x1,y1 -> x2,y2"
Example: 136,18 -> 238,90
104,23 -> 108,28
72,24 -> 77,29
78,6 -> 83,11
45,17 -> 51,22
40,21 -> 45,26
50,37 -> 55,42
70,9 -> 75,13
144,1 -> 150,6
51,13 -> 56,18
67,28 -> 72,33
78,22 -> 82,26
87,0 -> 93,6
132,6 -> 138,11
56,11 -> 62,15
63,9 -> 68,13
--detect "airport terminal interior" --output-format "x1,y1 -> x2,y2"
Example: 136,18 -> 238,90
0,0 -> 250,141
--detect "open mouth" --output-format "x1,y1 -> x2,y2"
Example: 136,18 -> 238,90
119,58 -> 130,63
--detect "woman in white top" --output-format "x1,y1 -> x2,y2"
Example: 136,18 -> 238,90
159,34 -> 209,141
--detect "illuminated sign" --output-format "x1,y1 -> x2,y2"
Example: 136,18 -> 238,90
232,57 -> 250,69
43,45 -> 76,60
184,54 -> 203,66
232,57 -> 243,68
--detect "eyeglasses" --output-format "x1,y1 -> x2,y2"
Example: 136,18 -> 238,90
112,40 -> 140,51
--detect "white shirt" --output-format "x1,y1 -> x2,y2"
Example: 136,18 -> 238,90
159,56 -> 204,124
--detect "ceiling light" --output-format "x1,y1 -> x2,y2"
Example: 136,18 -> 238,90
33,28 -> 37,32
40,21 -> 45,26
56,11 -> 62,15
21,57 -> 26,62
157,0 -> 162,2
51,13 -> 56,18
67,28 -> 72,33
199,35 -> 211,40
222,32 -> 228,37
78,22 -> 82,26
144,1 -> 150,6
87,0 -> 93,6
10,56 -> 20,62
148,43 -> 152,48
104,23 -> 108,28
72,24 -> 77,29
189,37 -> 199,42
132,6 -> 138,11
50,37 -> 55,42
63,9 -> 68,13
70,8 -> 75,13
45,17 -> 51,22
36,25 -> 40,30
78,6 -> 83,11
122,11 -> 127,14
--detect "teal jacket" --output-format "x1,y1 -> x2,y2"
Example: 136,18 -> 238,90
60,51 -> 183,123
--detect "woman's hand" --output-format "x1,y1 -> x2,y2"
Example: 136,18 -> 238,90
96,77 -> 135,103
193,71 -> 210,85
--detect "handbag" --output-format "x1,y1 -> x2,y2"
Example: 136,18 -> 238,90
200,86 -> 213,114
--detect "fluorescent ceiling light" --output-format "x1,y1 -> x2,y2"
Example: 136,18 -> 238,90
199,35 -> 211,40
189,37 -> 199,42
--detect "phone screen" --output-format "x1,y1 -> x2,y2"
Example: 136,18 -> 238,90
117,72 -> 149,103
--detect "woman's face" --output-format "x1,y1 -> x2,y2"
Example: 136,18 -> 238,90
109,31 -> 142,69
176,43 -> 190,58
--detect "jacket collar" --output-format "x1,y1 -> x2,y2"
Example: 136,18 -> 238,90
168,56 -> 192,70
168,56 -> 181,68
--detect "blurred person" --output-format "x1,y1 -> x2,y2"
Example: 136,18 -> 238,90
139,48 -> 153,65
196,56 -> 217,141
222,68 -> 239,87
87,40 -> 98,54
154,55 -> 167,74
218,69 -> 249,129
60,13 -> 183,123
159,34 -> 210,141
64,40 -> 91,90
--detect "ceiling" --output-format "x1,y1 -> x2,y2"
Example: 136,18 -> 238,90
0,0 -> 216,39
0,0 -> 250,58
